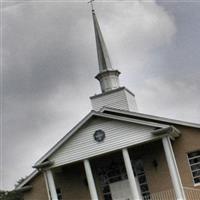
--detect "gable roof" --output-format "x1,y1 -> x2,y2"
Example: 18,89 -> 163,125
100,107 -> 200,129
17,109 -> 172,189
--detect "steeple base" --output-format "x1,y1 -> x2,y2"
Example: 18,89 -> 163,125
90,87 -> 138,112
95,70 -> 120,93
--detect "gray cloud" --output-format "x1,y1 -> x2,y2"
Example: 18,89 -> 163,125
1,1 -> 200,190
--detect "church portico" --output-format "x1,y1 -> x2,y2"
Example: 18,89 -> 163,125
43,136 -> 185,200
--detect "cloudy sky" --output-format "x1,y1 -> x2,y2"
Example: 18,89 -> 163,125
1,0 -> 200,190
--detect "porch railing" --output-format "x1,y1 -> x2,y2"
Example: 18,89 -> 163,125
143,187 -> 200,200
144,189 -> 175,200
184,187 -> 200,200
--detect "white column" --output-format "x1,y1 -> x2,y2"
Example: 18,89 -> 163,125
84,159 -> 99,200
162,136 -> 186,200
122,148 -> 141,200
44,169 -> 58,200
43,173 -> 51,200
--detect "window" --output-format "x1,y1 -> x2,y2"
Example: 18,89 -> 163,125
187,150 -> 200,185
133,160 -> 150,199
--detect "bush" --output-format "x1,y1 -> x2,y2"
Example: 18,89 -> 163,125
0,190 -> 23,200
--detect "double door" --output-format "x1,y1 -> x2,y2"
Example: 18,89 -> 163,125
96,158 -> 150,200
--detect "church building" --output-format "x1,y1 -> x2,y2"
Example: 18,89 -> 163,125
16,7 -> 200,200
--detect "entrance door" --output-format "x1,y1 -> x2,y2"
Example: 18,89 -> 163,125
109,179 -> 135,200
95,157 -> 150,200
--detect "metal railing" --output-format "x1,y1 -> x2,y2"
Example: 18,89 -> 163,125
143,187 -> 200,200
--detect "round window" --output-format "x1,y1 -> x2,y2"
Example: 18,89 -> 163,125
93,130 -> 105,142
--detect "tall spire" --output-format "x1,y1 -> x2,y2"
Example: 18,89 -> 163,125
90,3 -> 121,93
92,9 -> 112,72
89,2 -> 138,112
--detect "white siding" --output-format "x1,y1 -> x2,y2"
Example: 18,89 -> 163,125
91,89 -> 131,111
124,90 -> 138,112
49,117 -> 156,167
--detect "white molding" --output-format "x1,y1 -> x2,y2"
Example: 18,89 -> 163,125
44,169 -> 58,200
95,112 -> 169,128
101,107 -> 200,129
194,183 -> 200,187
43,172 -> 51,200
15,170 -> 38,189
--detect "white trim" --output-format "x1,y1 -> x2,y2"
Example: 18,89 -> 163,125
101,107 -> 200,129
43,172 -> 51,200
34,111 -> 94,166
194,183 -> 200,187
15,170 -> 38,189
186,149 -> 200,186
90,87 -> 128,99
162,136 -> 186,200
183,186 -> 200,191
96,112 -> 169,128
122,148 -> 141,200
190,162 -> 200,166
44,169 -> 58,200
83,159 -> 99,200
151,126 -> 181,141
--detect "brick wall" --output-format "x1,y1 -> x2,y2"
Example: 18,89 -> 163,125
53,162 -> 91,200
140,141 -> 173,193
173,126 -> 200,189
23,173 -> 48,200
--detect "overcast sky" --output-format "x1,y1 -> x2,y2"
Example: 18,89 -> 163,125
1,0 -> 200,190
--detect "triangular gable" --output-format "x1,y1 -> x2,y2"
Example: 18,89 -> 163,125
45,112 -> 169,168
35,111 -> 169,167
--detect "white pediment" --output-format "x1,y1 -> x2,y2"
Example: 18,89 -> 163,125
49,114 -> 164,167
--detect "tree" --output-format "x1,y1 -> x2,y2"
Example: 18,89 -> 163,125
0,190 -> 23,200
0,177 -> 27,200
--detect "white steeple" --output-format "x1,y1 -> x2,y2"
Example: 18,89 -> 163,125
90,4 -> 138,112
92,9 -> 121,93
